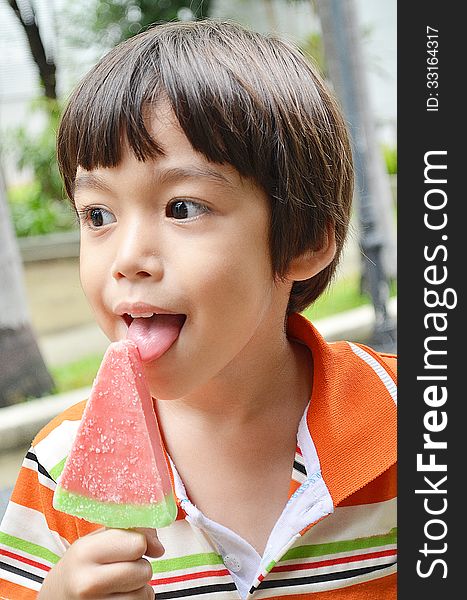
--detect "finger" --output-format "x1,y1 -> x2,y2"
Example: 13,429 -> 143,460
85,528 -> 149,563
134,528 -> 165,558
87,526 -> 106,536
94,558 -> 153,594
109,584 -> 155,599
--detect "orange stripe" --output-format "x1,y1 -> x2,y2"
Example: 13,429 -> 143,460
0,578 -> 38,599
9,467 -> 51,514
32,400 -> 87,445
25,398 -> 108,537
258,572 -> 396,599
338,464 -> 397,507
75,519 -> 101,539
8,466 -> 81,545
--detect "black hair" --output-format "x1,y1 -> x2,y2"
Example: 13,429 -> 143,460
57,20 -> 354,313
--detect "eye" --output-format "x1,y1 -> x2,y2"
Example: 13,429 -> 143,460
167,200 -> 208,220
80,207 -> 116,228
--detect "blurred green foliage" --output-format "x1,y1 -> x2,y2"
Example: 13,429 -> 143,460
382,144 -> 397,175
301,31 -> 326,75
7,182 -> 75,237
65,0 -> 212,49
7,1 -> 216,239
50,353 -> 104,394
5,98 -> 75,237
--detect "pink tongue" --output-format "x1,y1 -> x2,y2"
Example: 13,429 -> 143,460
126,314 -> 185,362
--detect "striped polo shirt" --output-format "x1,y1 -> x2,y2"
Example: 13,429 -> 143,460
0,313 -> 397,599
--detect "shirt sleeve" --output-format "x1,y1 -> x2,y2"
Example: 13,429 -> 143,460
0,405 -> 98,600
0,444 -> 75,598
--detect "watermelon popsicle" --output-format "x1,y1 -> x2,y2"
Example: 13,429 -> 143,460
53,339 -> 177,529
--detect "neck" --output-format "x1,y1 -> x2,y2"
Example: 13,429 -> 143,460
156,314 -> 312,433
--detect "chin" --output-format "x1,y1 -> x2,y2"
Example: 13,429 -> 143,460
143,368 -> 186,401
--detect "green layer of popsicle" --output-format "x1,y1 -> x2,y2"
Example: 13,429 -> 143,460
53,485 -> 177,529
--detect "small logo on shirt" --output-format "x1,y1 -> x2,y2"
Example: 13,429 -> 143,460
288,471 -> 323,503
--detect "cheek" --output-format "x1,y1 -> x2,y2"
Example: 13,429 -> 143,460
79,255 -> 91,299
187,237 -> 273,313
79,255 -> 94,297
79,251 -> 106,307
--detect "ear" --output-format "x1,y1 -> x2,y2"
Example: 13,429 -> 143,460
286,227 -> 337,282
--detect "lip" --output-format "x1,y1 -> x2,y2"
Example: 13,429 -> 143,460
114,302 -> 181,317
113,302 -> 187,331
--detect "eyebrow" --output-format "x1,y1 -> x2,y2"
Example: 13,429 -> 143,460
73,172 -> 112,195
155,165 -> 235,189
73,165 -> 236,196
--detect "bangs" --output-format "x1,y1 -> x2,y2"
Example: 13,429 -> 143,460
58,20 -> 335,213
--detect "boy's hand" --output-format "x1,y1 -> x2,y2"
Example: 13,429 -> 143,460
38,527 -> 164,599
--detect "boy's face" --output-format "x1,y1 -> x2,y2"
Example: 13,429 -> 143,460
74,105 -> 292,399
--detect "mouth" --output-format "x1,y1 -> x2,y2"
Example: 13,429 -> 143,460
118,309 -> 187,363
121,312 -> 187,328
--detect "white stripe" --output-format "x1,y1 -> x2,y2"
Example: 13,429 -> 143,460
348,343 -> 397,404
22,455 -> 56,493
1,502 -> 69,558
0,569 -> 42,593
266,553 -> 396,580
0,538 -> 55,570
34,419 -> 81,473
157,518 -> 222,559
155,585 -> 238,600
291,468 -> 307,484
150,562 -> 229,578
294,452 -> 305,467
307,498 -> 396,544
0,550 -> 49,578
250,563 -> 397,598
277,542 -> 397,567
153,571 -> 236,596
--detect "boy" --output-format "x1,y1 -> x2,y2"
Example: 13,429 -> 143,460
0,20 -> 397,599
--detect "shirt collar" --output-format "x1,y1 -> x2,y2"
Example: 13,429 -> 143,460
162,312 -> 397,514
287,312 -> 397,506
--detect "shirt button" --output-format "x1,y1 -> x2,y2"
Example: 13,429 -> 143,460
224,554 -> 242,572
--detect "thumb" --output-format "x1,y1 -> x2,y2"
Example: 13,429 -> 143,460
135,527 -> 165,558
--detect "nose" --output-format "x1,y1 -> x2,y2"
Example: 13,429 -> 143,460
111,220 -> 163,282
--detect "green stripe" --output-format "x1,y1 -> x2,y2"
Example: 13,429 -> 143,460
0,532 -> 60,565
49,457 -> 66,481
265,559 -> 276,572
150,552 -> 224,573
281,528 -> 397,561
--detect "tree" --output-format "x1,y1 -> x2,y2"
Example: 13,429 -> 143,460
6,0 -> 57,99
0,162 -> 55,406
1,1 -> 58,406
314,0 -> 396,351
65,0 -> 212,50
